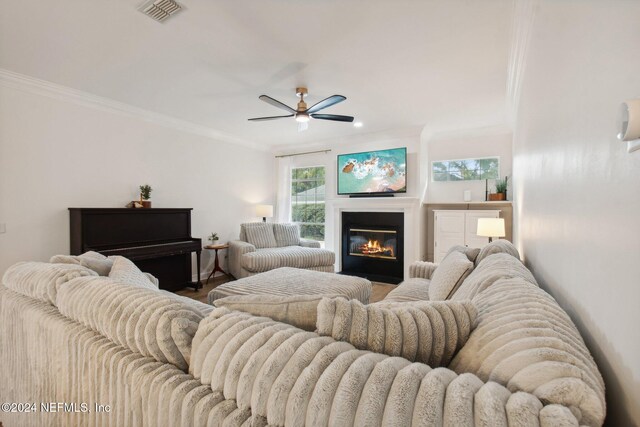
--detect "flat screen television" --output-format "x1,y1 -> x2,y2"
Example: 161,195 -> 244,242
337,147 -> 407,196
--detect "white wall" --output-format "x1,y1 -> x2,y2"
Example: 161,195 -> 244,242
513,2 -> 640,425
0,83 -> 274,276
426,127 -> 513,202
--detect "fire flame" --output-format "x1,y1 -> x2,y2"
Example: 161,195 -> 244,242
359,240 -> 394,257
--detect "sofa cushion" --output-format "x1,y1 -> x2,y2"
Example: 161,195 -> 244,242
241,246 -> 335,273
242,223 -> 277,249
429,251 -> 474,300
108,256 -> 158,290
50,251 -> 114,276
187,308 -> 574,427
446,245 -> 481,263
475,239 -> 520,266
2,261 -> 98,305
213,294 -> 338,331
381,278 -> 430,302
317,297 -> 477,367
273,223 -> 301,247
452,253 -> 537,301
450,278 -> 605,427
56,276 -> 207,371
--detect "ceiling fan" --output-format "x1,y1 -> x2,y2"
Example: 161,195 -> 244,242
248,87 -> 354,131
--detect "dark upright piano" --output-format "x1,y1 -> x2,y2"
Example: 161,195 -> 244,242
69,208 -> 202,292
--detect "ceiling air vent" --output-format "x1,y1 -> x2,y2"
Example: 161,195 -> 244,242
140,0 -> 183,22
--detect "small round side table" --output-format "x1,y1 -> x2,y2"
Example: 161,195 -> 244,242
204,243 -> 229,284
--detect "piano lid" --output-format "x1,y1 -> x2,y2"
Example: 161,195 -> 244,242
69,208 -> 194,251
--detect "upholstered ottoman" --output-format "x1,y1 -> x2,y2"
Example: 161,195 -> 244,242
208,267 -> 371,305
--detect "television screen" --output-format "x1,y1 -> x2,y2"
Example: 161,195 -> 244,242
337,147 -> 407,195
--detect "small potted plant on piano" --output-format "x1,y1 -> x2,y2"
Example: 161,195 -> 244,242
208,232 -> 220,247
139,184 -> 153,208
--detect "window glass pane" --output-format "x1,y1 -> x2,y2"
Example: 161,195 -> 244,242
431,157 -> 500,182
291,166 -> 326,242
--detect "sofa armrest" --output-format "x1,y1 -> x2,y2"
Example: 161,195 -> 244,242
228,240 -> 256,279
409,261 -> 438,279
299,238 -> 321,248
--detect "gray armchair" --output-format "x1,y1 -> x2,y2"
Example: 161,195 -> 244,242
228,223 -> 335,279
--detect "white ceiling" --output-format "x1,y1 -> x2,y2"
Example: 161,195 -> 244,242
0,0 -> 514,148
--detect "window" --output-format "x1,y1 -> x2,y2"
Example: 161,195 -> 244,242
431,157 -> 500,182
291,166 -> 325,241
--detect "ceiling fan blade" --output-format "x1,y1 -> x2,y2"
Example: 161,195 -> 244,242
306,95 -> 346,114
259,95 -> 297,113
248,114 -> 294,121
310,113 -> 354,122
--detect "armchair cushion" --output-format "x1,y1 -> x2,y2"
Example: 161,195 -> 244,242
241,246 -> 335,273
241,223 -> 277,249
273,223 -> 301,247
299,238 -> 321,248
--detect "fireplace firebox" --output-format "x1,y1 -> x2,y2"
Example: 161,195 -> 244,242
341,212 -> 404,284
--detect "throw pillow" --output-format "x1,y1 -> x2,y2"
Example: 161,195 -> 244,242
316,297 -> 478,367
108,256 -> 158,290
474,239 -> 521,266
242,223 -> 277,249
2,261 -> 98,305
213,293 -> 345,331
429,251 -> 474,300
50,251 -> 114,276
445,245 -> 481,263
273,223 -> 301,247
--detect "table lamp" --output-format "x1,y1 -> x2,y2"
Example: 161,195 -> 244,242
476,218 -> 505,243
256,204 -> 273,222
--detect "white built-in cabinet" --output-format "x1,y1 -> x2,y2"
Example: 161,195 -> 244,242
433,210 -> 499,263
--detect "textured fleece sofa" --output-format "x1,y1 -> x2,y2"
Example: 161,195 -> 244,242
0,241 -> 605,426
228,222 -> 335,279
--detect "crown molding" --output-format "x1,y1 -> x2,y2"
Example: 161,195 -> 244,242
506,0 -> 539,125
426,123 -> 513,142
271,126 -> 423,155
0,68 -> 265,151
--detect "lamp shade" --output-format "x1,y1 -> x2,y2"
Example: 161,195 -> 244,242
256,204 -> 274,218
476,218 -> 505,238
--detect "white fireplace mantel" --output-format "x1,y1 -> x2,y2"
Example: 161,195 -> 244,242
325,196 -> 421,280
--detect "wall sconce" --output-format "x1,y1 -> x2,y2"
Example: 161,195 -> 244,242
618,99 -> 640,153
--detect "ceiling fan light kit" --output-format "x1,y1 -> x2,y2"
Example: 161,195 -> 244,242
248,87 -> 354,131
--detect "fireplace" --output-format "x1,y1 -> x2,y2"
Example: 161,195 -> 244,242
341,212 -> 404,284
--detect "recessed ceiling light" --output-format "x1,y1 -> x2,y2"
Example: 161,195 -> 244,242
354,122 -> 363,128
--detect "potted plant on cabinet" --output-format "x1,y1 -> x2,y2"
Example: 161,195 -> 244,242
139,184 -> 153,208
488,177 -> 508,201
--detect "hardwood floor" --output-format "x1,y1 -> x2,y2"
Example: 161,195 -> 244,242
177,274 -> 396,304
